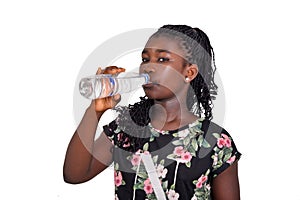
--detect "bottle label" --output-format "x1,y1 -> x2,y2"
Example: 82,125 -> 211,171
109,77 -> 115,96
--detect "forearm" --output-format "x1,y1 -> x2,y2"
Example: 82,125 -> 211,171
63,67 -> 122,183
76,103 -> 103,147
63,103 -> 104,183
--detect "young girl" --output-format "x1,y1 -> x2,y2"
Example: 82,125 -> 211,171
64,25 -> 241,200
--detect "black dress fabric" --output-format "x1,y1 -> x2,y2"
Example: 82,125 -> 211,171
103,118 -> 241,200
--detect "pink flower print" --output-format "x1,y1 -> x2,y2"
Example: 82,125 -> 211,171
117,133 -> 123,141
173,146 -> 184,156
220,133 -> 231,148
122,137 -> 130,147
198,175 -> 208,183
144,178 -> 151,185
144,184 -> 153,194
143,150 -> 150,155
143,178 -> 153,194
131,154 -> 141,166
221,133 -> 229,139
180,151 -> 192,163
156,164 -> 168,178
196,175 -> 208,188
117,133 -> 131,147
123,143 -> 130,148
226,155 -> 236,164
167,189 -> 180,200
224,138 -> 231,148
114,171 -> 123,187
196,181 -> 203,189
217,138 -> 226,148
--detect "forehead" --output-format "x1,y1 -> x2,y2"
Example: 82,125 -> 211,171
143,36 -> 186,58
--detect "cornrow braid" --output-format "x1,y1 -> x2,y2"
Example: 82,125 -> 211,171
113,25 -> 218,152
152,25 -> 218,119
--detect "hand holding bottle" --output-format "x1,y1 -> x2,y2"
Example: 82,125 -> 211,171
92,66 -> 125,112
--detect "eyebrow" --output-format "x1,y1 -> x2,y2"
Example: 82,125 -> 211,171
142,49 -> 172,54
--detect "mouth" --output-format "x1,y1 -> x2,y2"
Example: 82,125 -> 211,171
142,81 -> 159,88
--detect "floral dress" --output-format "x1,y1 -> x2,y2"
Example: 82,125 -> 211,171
103,118 -> 241,200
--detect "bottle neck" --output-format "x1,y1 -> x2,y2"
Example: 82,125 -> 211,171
141,73 -> 150,84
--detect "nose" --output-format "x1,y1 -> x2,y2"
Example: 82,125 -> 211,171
140,64 -> 155,74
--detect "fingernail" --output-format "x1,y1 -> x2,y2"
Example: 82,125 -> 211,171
114,94 -> 120,100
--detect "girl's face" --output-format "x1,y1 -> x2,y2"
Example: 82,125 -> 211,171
139,36 -> 190,100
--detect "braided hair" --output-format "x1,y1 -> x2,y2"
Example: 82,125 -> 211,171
112,25 -> 218,152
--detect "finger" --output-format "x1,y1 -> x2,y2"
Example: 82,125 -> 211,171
117,68 -> 126,73
111,94 -> 121,107
96,67 -> 103,75
113,94 -> 121,101
103,66 -> 116,74
103,66 -> 125,75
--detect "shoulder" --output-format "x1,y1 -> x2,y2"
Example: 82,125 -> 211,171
200,119 -> 236,143
201,119 -> 226,136
200,119 -> 242,177
198,119 -> 240,158
200,119 -> 226,148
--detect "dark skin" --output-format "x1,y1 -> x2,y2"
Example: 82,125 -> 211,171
63,66 -> 123,183
212,161 -> 240,200
63,37 -> 240,199
140,36 -> 199,130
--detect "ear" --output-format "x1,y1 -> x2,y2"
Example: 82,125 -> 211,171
184,64 -> 198,82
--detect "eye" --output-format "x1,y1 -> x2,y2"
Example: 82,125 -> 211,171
158,57 -> 169,62
142,58 -> 149,63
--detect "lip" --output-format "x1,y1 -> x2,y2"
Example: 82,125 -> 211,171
142,82 -> 159,88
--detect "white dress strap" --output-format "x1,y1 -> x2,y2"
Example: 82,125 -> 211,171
141,153 -> 166,200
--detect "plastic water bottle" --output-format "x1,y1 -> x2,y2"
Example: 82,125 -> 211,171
79,72 -> 150,99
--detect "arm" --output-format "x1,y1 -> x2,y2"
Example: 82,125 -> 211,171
63,66 -> 124,184
63,103 -> 113,184
211,161 -> 240,200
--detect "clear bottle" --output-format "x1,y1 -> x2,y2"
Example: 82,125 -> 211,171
79,72 -> 150,99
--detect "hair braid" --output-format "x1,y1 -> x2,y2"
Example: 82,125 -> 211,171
154,25 -> 218,119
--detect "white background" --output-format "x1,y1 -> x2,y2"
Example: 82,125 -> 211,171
1,0 -> 299,199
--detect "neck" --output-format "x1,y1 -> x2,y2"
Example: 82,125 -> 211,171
150,97 -> 197,130
153,99 -> 185,121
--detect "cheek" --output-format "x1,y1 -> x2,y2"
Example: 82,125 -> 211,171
157,66 -> 185,90
139,66 -> 143,74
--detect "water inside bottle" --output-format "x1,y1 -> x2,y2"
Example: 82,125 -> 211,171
79,74 -> 115,99
95,76 -> 115,98
79,77 -> 94,99
79,73 -> 149,99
